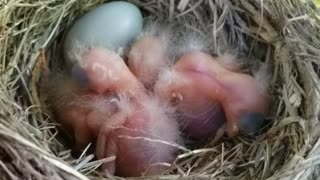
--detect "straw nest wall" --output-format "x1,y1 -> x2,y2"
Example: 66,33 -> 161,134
1,0 -> 320,179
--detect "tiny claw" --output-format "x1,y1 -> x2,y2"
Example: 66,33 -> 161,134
72,64 -> 89,87
176,93 -> 183,101
103,160 -> 116,176
226,121 -> 239,137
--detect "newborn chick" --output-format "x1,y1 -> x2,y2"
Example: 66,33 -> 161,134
95,94 -> 181,177
155,52 -> 270,138
46,47 -> 145,151
129,32 -> 226,139
155,63 -> 225,140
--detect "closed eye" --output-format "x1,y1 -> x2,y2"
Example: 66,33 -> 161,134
71,64 -> 89,87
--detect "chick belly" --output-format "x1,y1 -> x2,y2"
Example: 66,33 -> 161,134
177,99 -> 225,139
115,133 -> 172,177
115,135 -> 152,176
110,110 -> 175,177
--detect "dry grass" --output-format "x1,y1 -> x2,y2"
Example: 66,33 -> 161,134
1,0 -> 320,179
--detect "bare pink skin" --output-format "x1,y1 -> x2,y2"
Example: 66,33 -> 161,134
127,37 -> 224,139
96,96 -> 180,177
54,48 -> 146,151
155,66 -> 225,139
57,93 -> 119,151
59,101 -> 92,151
51,47 -> 180,177
155,52 -> 270,137
82,47 -> 145,96
128,37 -> 168,89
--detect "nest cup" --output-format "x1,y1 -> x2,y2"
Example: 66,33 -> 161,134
1,0 -> 320,179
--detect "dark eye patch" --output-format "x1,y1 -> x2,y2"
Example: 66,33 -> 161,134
239,112 -> 269,136
71,64 -> 89,86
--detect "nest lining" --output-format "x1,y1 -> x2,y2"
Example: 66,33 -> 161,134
1,0 -> 320,179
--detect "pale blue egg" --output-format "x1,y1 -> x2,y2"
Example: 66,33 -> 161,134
64,1 -> 143,62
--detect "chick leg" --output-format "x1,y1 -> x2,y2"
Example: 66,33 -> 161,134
73,119 -> 93,153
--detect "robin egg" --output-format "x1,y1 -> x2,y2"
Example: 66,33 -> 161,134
64,1 -> 143,65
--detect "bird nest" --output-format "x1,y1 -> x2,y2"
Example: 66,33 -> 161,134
1,0 -> 320,179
